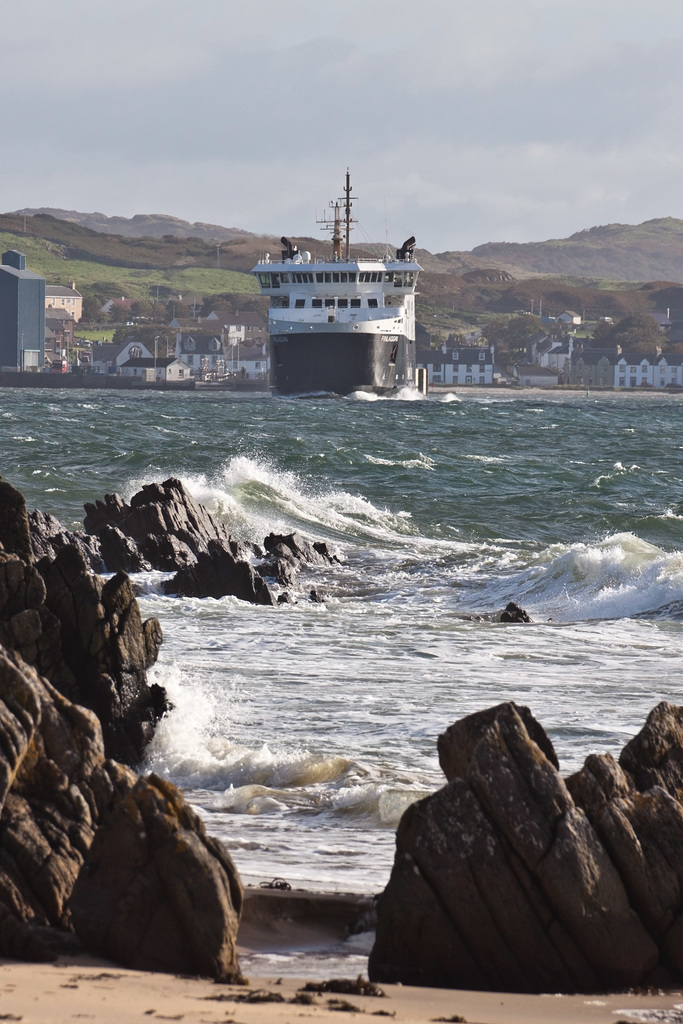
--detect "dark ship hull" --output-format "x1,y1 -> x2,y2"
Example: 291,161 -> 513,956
270,330 -> 415,396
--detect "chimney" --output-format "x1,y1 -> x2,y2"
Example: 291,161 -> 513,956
68,279 -> 75,290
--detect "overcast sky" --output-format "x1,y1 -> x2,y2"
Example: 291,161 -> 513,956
2,0 -> 682,252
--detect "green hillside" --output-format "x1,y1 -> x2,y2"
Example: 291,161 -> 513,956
0,217 -> 258,301
467,218 -> 683,283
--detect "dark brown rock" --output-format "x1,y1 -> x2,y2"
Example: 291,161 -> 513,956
39,546 -> 166,764
29,508 -> 104,573
0,480 -> 34,565
371,702 -> 662,993
437,701 -> 559,783
69,773 -> 244,981
620,702 -> 683,801
164,540 -> 275,605
83,478 -> 238,571
0,646 -> 243,979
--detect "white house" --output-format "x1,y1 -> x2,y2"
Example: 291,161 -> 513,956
514,364 -> 560,387
91,340 -> 153,374
417,345 -> 495,385
652,353 -> 683,388
613,354 -> 653,388
556,310 -> 582,326
118,357 -> 191,382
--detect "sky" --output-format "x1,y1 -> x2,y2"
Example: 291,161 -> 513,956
2,0 -> 683,253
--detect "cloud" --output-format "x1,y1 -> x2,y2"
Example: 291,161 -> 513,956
2,0 -> 683,251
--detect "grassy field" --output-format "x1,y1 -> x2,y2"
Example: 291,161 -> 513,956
0,230 -> 258,300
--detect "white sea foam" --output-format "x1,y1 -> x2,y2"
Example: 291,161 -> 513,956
505,532 -> 683,621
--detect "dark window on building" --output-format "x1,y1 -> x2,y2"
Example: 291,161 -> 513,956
350,298 -> 361,308
337,298 -> 348,308
368,298 -> 378,308
325,298 -> 335,308
312,299 -> 322,308
295,299 -> 305,308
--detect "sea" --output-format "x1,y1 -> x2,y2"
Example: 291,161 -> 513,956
2,385 -> 683,976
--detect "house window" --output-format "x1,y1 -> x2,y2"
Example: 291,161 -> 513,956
618,377 -> 625,386
466,375 -> 472,384
479,351 -> 485,360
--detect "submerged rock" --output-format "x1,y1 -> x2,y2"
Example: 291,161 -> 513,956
370,700 -> 683,993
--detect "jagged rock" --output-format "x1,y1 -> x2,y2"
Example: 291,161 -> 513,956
370,703 -> 662,993
164,540 -> 275,605
0,479 -> 34,565
437,701 -> 559,782
0,648 -> 134,946
29,509 -> 104,572
0,647 -> 244,979
0,483 -> 168,765
83,477 -> 242,571
69,772 -> 244,981
499,601 -> 532,623
39,546 -> 166,764
619,702 -> 683,801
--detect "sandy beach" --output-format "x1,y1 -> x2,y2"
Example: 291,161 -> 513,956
1,889 -> 681,1024
2,952 -> 682,1024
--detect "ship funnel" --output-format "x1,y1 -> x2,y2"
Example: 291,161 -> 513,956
397,236 -> 416,260
281,236 -> 299,261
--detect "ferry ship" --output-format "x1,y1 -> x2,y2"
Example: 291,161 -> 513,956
251,172 -> 421,396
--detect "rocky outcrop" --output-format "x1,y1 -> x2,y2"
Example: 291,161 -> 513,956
0,479 -> 166,766
165,540 -> 275,605
0,645 -> 244,979
29,508 -> 104,572
83,478 -> 248,572
83,479 -> 341,603
70,773 -> 243,980
369,701 -> 683,994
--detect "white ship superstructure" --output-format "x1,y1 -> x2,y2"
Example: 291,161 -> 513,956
251,173 -> 421,396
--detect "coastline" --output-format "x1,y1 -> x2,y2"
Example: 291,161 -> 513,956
2,884 -> 683,1024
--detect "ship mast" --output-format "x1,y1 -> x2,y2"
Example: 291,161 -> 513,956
318,170 -> 356,261
341,169 -> 356,260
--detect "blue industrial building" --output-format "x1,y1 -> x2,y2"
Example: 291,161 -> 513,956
0,250 -> 45,371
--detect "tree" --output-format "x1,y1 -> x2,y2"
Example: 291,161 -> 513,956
482,314 -> 542,359
594,313 -> 664,355
81,295 -> 103,322
109,302 -> 130,323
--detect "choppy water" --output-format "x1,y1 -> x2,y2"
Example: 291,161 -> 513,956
2,386 -> 683,972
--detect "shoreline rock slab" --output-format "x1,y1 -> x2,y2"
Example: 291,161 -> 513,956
369,701 -> 683,994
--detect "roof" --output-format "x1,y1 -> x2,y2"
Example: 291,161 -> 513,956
45,317 -> 72,332
120,357 -> 186,369
0,264 -> 44,282
46,285 -> 82,297
572,348 -> 617,365
206,310 -> 267,327
515,363 -> 559,377
179,333 -> 225,355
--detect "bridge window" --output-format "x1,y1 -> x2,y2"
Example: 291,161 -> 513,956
368,298 -> 378,308
316,272 -> 324,283
295,299 -> 305,308
325,298 -> 335,308
385,272 -> 394,282
337,299 -> 348,308
312,299 -> 322,308
350,298 -> 361,308
258,273 -> 271,287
